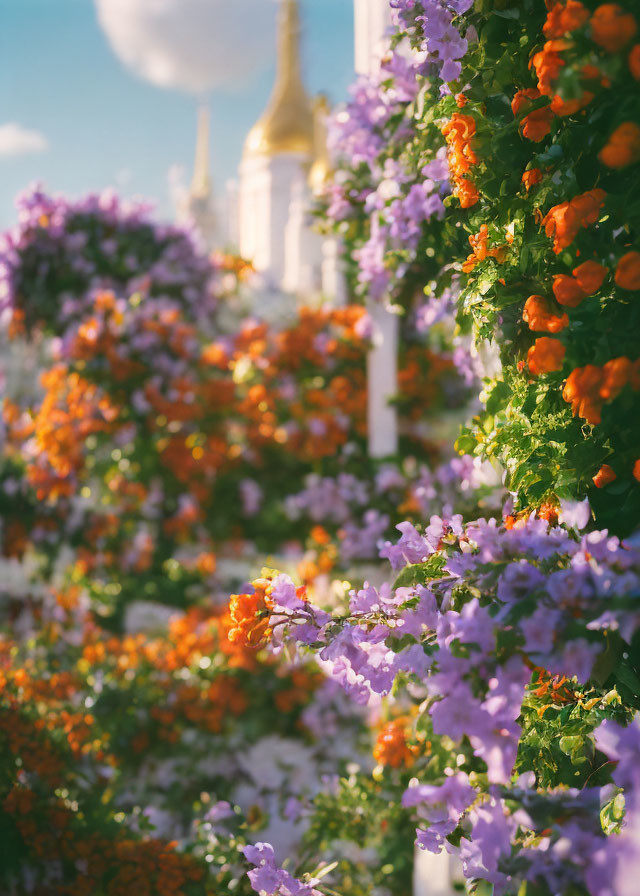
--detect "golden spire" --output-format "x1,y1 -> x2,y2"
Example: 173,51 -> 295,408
191,104 -> 212,199
244,0 -> 314,158
309,94 -> 332,195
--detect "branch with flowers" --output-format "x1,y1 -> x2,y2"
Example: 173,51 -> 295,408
228,506 -> 640,895
323,0 -> 640,537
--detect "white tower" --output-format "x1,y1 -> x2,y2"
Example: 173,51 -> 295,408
354,0 -> 392,75
283,95 -> 331,296
185,104 -> 217,249
238,0 -> 314,288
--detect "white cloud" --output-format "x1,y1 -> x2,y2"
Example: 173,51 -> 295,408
0,123 -> 48,159
95,0 -> 278,95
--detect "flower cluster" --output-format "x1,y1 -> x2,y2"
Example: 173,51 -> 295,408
0,186 -> 218,334
0,560 -> 365,896
324,42 -> 452,304
239,509 -> 640,895
390,0 -> 474,84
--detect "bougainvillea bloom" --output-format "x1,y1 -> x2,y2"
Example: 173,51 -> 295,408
442,113 -> 479,208
593,464 -> 617,488
590,3 -> 637,53
563,365 -> 605,423
531,39 -> 569,95
512,89 -> 554,142
373,718 -> 415,768
544,0 -> 590,37
615,250 -> 640,289
542,189 -> 607,252
228,579 -> 274,648
523,295 -> 569,332
527,337 -> 566,375
563,357 -> 640,422
599,121 -> 640,168
572,260 -> 608,293
522,167 -> 543,189
600,356 -> 636,400
552,274 -> 587,307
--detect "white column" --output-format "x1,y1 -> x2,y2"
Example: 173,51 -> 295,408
354,0 -> 398,458
284,180 -> 324,296
321,237 -> 347,306
354,0 -> 392,76
367,300 -> 399,457
413,849 -> 463,896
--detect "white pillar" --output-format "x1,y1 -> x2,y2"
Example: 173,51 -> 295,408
367,300 -> 399,457
354,0 -> 398,458
354,0 -> 392,76
321,237 -> 347,306
413,849 -> 462,896
284,180 -> 324,296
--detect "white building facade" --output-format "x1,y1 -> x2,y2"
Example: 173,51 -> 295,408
237,0 -> 321,293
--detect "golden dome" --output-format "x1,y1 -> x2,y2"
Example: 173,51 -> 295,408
244,0 -> 314,158
308,94 -> 332,195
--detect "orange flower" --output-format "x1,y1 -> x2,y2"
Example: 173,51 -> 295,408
442,113 -> 476,143
523,295 -> 569,333
373,718 -> 415,768
590,4 -> 637,52
570,188 -> 608,225
633,458 -> 640,481
563,357 -> 640,423
522,168 -> 543,189
615,251 -> 640,290
572,260 -> 608,294
456,179 -> 480,208
538,502 -> 560,525
563,365 -> 605,423
310,525 -> 331,545
462,225 -> 507,272
531,37 -> 596,115
201,342 -> 229,367
531,40 -> 569,96
593,464 -> 617,488
544,0 -> 590,37
552,274 -> 587,307
550,91 -> 594,116
600,356 -> 634,400
527,337 -> 566,374
542,189 -> 606,253
227,578 -> 274,649
442,113 -> 479,208
630,44 -> 640,78
512,88 -> 554,141
599,122 -> 640,168
455,92 -> 468,107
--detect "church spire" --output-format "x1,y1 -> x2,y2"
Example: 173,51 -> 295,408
185,103 -> 216,248
244,0 -> 314,158
309,94 -> 331,195
190,104 -> 212,199
275,0 -> 305,102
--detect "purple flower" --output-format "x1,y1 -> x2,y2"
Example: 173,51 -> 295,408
403,772 -> 476,853
497,560 -> 545,606
379,520 -> 434,569
461,799 -> 514,892
244,842 -> 321,896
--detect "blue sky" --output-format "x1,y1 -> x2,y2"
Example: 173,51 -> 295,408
0,0 -> 355,228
